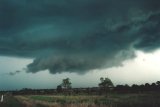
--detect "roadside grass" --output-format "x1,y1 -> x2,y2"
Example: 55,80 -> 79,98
28,95 -> 106,104
0,95 -> 24,107
15,93 -> 160,107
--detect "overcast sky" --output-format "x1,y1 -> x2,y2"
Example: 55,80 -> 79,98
0,0 -> 160,90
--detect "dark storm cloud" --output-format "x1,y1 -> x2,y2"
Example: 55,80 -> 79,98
0,0 -> 160,74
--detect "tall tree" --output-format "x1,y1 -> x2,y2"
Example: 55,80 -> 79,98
62,78 -> 72,90
156,81 -> 160,86
99,77 -> 114,94
56,85 -> 62,93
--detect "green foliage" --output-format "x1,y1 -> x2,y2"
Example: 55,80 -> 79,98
56,85 -> 62,93
99,77 -> 114,89
61,78 -> 72,89
29,96 -> 55,102
156,81 -> 160,85
0,96 -> 24,107
26,93 -> 160,107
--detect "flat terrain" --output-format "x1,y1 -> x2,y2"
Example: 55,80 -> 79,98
1,93 -> 160,107
0,95 -> 24,107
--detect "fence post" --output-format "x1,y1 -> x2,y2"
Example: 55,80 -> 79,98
0,95 -> 3,102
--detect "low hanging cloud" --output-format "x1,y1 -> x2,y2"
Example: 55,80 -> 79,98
0,0 -> 160,74
8,70 -> 22,76
0,70 -> 22,76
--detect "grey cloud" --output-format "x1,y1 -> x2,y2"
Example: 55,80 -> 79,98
0,70 -> 22,76
0,0 -> 160,74
9,70 -> 21,76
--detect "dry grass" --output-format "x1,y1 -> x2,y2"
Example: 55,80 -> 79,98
15,93 -> 160,107
15,95 -> 111,107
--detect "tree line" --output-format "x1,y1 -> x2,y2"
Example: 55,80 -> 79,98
115,81 -> 160,93
1,78 -> 160,95
56,77 -> 160,94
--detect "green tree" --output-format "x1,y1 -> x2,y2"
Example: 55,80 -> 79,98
156,81 -> 160,86
99,77 -> 114,94
62,78 -> 72,90
56,85 -> 62,93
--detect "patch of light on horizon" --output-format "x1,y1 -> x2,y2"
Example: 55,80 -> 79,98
1,50 -> 160,89
0,56 -> 33,73
94,50 -> 160,86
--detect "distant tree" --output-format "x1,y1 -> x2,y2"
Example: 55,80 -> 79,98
61,78 -> 72,90
131,84 -> 140,92
151,83 -> 156,87
145,83 -> 150,87
98,77 -> 114,94
139,84 -> 145,92
151,83 -> 156,90
144,83 -> 151,91
61,78 -> 72,95
56,85 -> 62,93
156,81 -> 160,86
115,84 -> 130,93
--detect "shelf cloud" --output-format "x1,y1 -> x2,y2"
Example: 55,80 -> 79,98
0,0 -> 160,74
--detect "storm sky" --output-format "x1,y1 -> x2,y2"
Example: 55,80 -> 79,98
0,0 -> 160,90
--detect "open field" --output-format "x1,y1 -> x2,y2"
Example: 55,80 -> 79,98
11,92 -> 160,107
0,95 -> 25,107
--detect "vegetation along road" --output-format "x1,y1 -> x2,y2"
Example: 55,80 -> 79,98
0,93 -> 159,107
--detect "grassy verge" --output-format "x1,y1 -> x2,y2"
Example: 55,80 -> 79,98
0,95 -> 25,107
15,93 -> 160,107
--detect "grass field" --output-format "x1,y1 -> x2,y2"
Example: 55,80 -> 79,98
0,95 -> 25,107
13,92 -> 160,107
